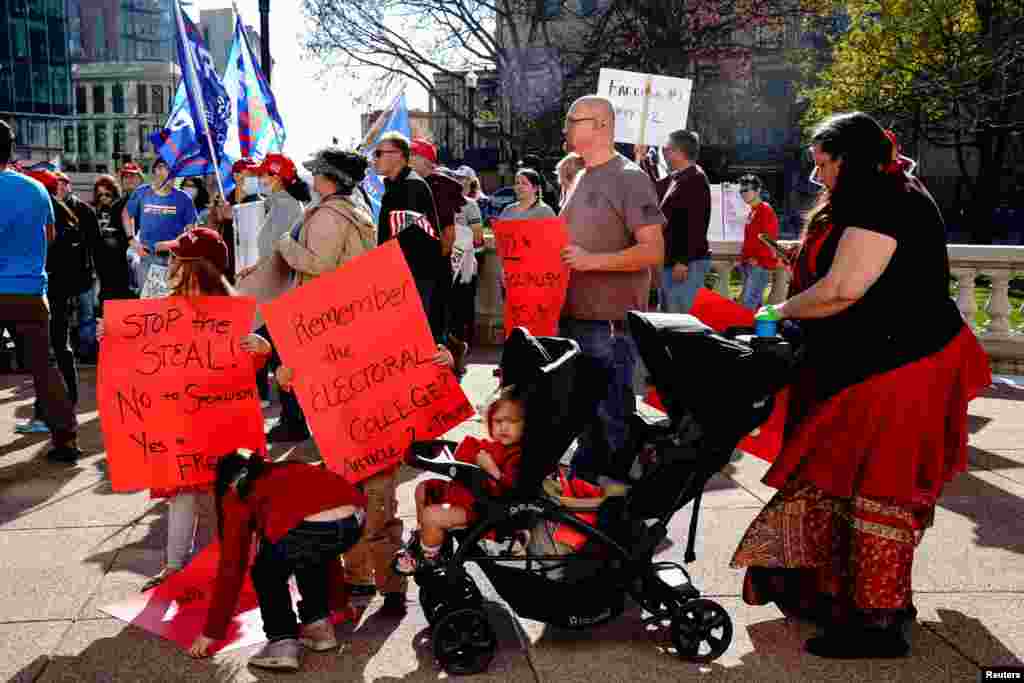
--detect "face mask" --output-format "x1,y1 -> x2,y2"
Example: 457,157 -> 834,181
183,187 -> 198,200
259,179 -> 274,195
244,177 -> 260,196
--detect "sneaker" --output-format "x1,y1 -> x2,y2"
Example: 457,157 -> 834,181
299,618 -> 338,652
140,566 -> 179,592
46,444 -> 82,464
266,421 -> 310,443
15,419 -> 50,434
249,638 -> 301,670
379,592 -> 407,618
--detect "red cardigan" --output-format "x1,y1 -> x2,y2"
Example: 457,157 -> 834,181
453,436 -> 522,494
204,463 -> 367,640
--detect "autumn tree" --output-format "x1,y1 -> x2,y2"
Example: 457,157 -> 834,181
799,0 -> 1024,241
302,0 -> 815,157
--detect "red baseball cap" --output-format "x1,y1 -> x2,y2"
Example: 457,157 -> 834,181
231,157 -> 260,174
119,162 -> 144,178
25,170 -> 59,194
168,228 -> 229,274
410,138 -> 437,164
256,153 -> 297,184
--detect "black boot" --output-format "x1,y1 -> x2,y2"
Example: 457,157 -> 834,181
805,626 -> 909,659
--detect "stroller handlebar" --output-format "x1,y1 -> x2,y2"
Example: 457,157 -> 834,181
405,440 -> 497,500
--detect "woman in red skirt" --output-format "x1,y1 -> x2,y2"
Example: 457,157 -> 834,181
730,112 -> 991,659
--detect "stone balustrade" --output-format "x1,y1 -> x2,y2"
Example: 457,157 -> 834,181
473,236 -> 1024,376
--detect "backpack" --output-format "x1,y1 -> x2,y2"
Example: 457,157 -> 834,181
47,202 -> 95,297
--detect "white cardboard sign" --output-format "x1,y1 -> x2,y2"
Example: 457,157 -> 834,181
597,68 -> 693,146
233,200 -> 266,274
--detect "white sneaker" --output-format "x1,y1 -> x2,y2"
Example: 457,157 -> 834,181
249,638 -> 301,670
15,419 -> 50,434
299,618 -> 338,652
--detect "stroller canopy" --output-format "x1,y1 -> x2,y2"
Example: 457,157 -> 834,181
498,327 -> 605,495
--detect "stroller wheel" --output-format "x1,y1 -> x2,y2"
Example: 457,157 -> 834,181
421,571 -> 483,625
433,607 -> 497,675
671,599 -> 733,664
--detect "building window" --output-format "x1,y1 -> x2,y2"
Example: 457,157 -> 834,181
137,83 -> 148,114
13,21 -> 29,58
542,0 -> 561,18
94,124 -> 108,152
77,124 -> 88,153
114,122 -> 125,153
151,85 -> 164,115
736,127 -> 752,145
32,65 -> 50,110
76,86 -> 86,114
51,65 -> 67,109
64,126 -> 75,153
93,85 -> 105,113
112,83 -> 124,113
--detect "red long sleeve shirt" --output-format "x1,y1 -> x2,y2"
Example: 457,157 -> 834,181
203,463 -> 367,640
740,201 -> 780,269
453,436 -> 522,494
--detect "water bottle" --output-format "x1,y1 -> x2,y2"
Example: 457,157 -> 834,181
754,305 -> 781,338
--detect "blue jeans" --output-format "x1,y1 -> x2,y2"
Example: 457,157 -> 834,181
560,318 -> 638,480
76,287 -> 98,358
662,259 -> 711,314
739,264 -> 772,311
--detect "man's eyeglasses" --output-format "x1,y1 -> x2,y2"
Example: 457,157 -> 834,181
373,149 -> 400,159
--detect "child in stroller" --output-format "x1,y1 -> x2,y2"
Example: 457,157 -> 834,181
394,386 -> 527,574
403,317 -> 799,676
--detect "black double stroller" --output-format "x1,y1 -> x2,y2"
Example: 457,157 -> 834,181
406,311 -> 798,675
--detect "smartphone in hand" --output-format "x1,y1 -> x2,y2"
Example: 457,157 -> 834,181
758,233 -> 796,265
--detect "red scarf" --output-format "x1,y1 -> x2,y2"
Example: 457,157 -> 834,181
789,209 -> 835,297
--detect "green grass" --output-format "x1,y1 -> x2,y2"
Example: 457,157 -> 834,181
716,271 -> 1024,332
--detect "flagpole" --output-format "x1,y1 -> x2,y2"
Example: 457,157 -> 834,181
172,0 -> 226,199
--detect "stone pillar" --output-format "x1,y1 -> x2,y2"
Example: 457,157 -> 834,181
474,243 -> 505,345
710,259 -> 735,299
985,269 -> 1013,338
766,266 -> 790,305
950,267 -> 977,329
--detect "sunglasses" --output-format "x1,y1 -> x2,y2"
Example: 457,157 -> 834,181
373,149 -> 400,159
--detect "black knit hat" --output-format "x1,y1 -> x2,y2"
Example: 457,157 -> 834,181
303,147 -> 368,189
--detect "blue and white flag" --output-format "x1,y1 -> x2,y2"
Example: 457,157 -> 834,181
150,1 -> 232,187
358,92 -> 411,223
222,15 -> 286,160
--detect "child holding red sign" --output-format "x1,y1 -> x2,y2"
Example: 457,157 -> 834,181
100,228 -> 272,592
393,386 -> 526,573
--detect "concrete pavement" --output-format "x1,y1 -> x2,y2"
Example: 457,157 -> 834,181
0,354 -> 1021,682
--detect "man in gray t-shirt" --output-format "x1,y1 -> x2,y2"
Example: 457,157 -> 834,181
559,95 -> 666,482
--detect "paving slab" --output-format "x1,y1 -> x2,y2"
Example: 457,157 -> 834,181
41,600 -> 535,683
0,622 -> 70,683
0,526 -> 133,622
0,473 -> 153,530
914,593 -> 1024,669
518,597 -> 981,683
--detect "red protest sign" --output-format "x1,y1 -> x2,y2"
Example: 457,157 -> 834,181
492,217 -> 570,338
262,240 -> 475,483
98,297 -> 265,492
690,287 -> 755,331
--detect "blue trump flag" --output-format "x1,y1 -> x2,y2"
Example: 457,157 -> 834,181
222,14 -> 286,160
150,0 -> 233,190
358,92 -> 411,223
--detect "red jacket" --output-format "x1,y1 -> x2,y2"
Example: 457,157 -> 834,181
454,436 -> 522,494
204,463 -> 367,640
740,201 -> 780,269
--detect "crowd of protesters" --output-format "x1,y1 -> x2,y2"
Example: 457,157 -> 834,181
0,96 -> 992,669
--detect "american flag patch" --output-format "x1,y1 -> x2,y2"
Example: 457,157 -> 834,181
389,210 -> 438,240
